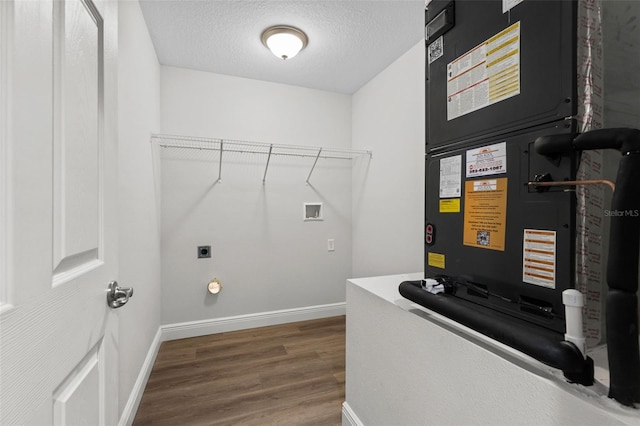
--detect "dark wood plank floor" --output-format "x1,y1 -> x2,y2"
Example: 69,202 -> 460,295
133,315 -> 346,426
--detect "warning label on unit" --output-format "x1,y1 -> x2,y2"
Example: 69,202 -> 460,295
523,229 -> 556,288
466,142 -> 507,178
428,252 -> 446,269
440,155 -> 462,198
440,198 -> 460,213
463,178 -> 507,251
446,21 -> 521,121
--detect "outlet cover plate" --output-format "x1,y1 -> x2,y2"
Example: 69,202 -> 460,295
198,245 -> 211,258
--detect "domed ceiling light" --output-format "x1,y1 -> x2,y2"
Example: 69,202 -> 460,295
261,25 -> 308,60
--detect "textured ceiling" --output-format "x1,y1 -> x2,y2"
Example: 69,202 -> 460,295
139,0 -> 426,94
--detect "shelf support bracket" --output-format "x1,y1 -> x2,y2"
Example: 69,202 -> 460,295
262,144 -> 273,184
217,141 -> 223,182
306,148 -> 322,184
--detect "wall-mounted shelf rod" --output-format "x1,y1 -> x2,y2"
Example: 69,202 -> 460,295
152,134 -> 372,183
158,143 -> 359,160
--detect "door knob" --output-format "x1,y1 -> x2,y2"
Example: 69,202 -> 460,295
106,281 -> 134,308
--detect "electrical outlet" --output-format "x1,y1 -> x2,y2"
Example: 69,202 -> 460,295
328,239 -> 335,252
198,245 -> 211,258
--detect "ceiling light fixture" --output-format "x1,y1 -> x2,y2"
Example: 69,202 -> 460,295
261,25 -> 308,60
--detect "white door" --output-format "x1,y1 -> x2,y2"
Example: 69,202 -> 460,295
1,0 -> 122,424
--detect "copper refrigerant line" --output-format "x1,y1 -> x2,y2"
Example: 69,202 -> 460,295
528,179 -> 616,191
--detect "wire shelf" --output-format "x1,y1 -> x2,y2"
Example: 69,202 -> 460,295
151,133 -> 372,183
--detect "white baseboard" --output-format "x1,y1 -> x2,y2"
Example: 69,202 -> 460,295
118,328 -> 162,426
342,402 -> 364,426
160,302 -> 346,342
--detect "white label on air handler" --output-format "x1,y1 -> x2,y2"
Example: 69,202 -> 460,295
439,155 -> 462,198
466,142 -> 507,178
522,229 -> 557,289
503,0 -> 524,13
428,36 -> 444,64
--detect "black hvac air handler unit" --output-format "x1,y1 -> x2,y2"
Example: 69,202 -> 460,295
399,0 -> 640,407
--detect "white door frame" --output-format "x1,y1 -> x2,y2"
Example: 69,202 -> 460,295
0,0 -> 13,311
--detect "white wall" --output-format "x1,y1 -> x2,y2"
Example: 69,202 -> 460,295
159,68 -> 352,324
117,1 -> 161,418
351,41 -> 425,278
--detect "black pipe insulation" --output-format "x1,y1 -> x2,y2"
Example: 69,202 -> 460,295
398,280 -> 595,385
573,128 -> 640,154
604,151 -> 640,406
534,128 -> 640,156
534,133 -> 576,156
535,128 -> 640,407
607,291 -> 640,406
607,153 -> 640,294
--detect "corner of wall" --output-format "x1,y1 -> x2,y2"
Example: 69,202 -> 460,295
351,41 -> 425,279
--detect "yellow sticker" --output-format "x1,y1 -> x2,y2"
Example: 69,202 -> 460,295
447,21 -> 520,120
440,198 -> 461,213
463,177 -> 508,251
428,252 -> 446,269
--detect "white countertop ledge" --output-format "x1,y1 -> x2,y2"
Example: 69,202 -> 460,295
346,272 -> 640,425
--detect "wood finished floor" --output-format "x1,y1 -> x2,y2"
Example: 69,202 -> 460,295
133,316 -> 346,426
